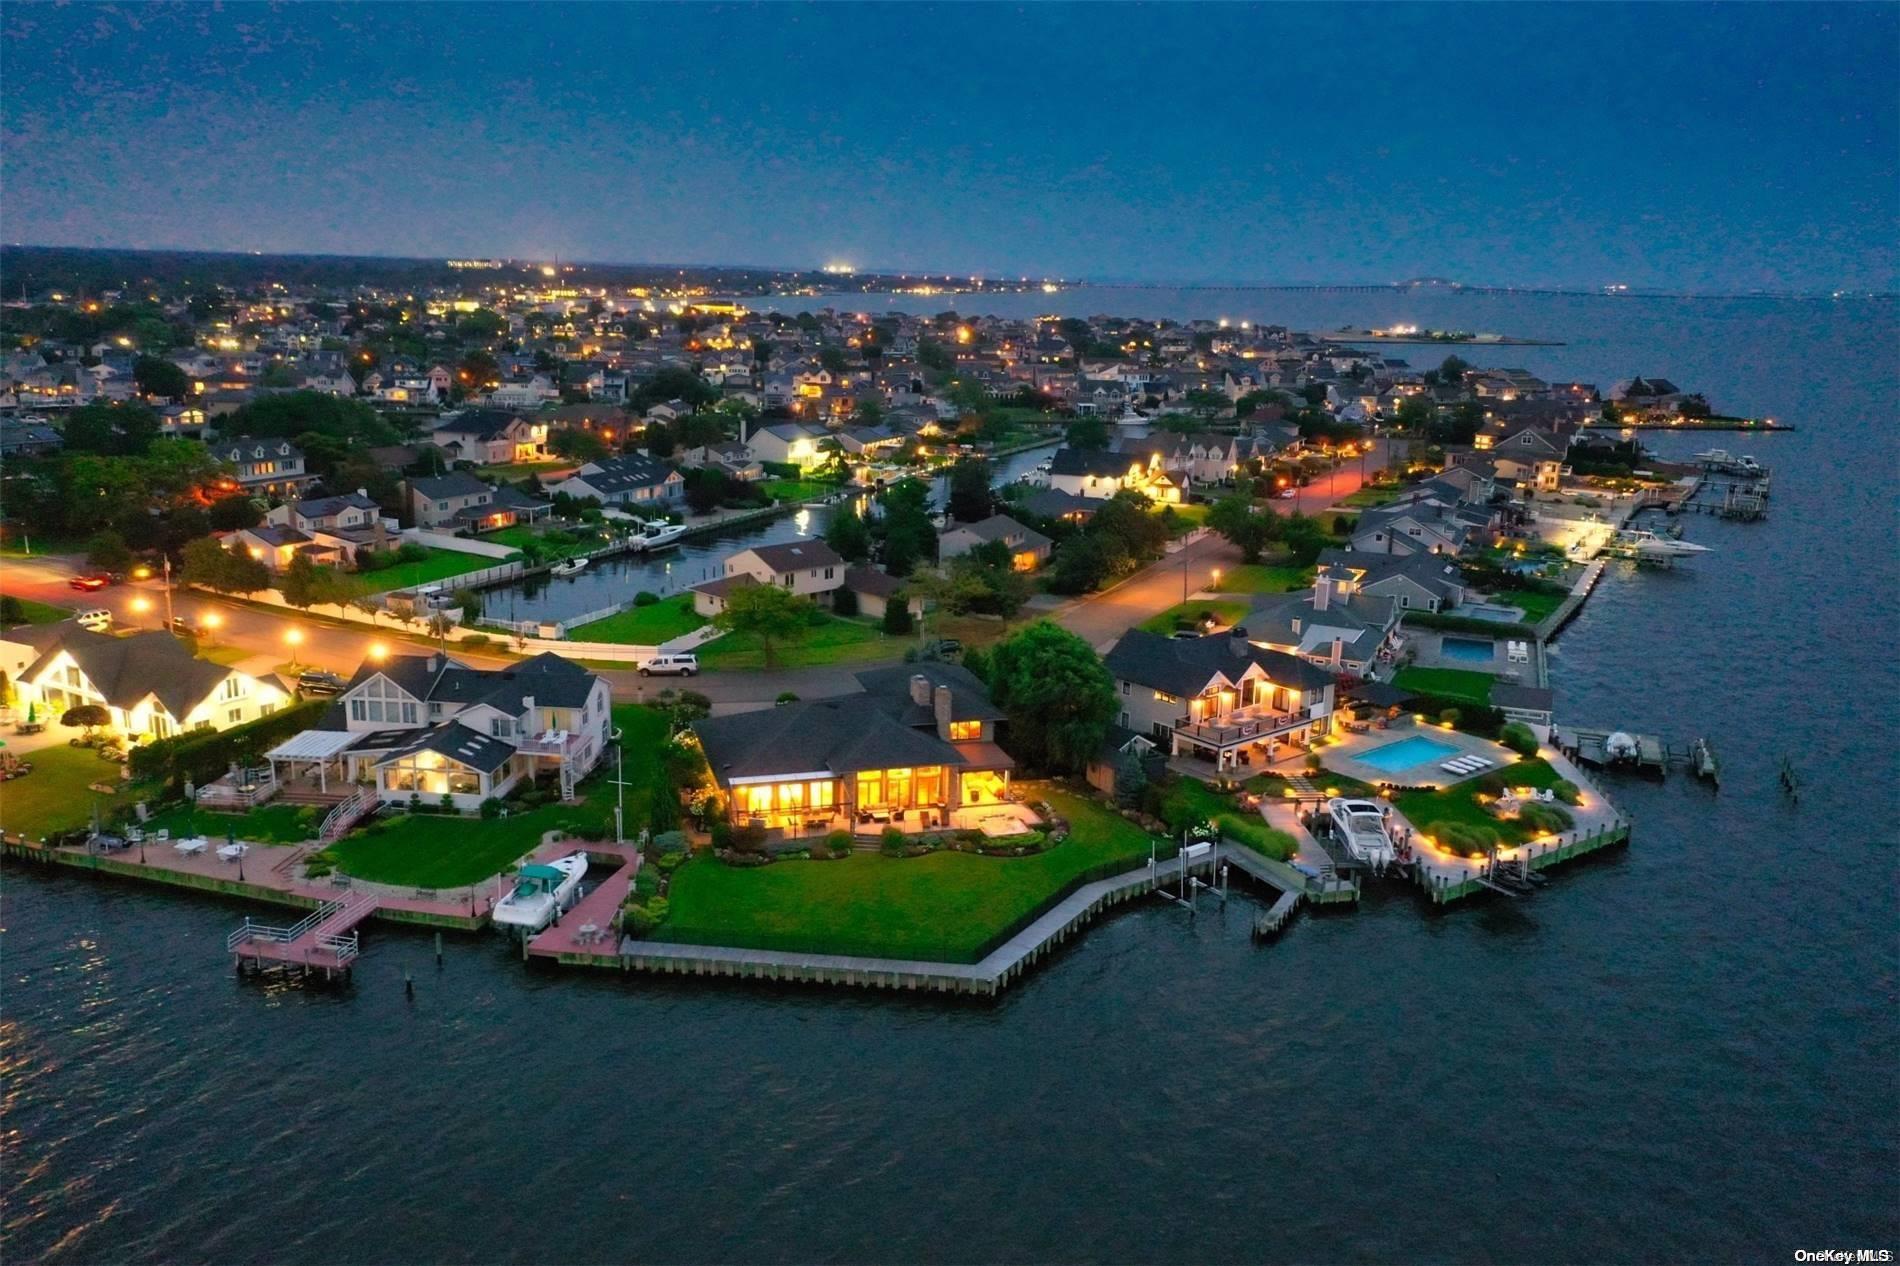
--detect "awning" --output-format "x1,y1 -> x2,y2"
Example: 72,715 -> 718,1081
265,730 -> 360,761
951,741 -> 1016,771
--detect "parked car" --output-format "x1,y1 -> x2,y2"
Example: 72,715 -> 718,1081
638,652 -> 699,678
168,616 -> 202,638
932,638 -> 963,657
75,608 -> 112,631
69,574 -> 111,591
295,670 -> 347,697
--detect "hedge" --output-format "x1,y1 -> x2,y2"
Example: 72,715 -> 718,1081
129,698 -> 330,789
1400,610 -> 1539,638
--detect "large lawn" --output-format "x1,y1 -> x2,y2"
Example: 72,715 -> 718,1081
1138,599 -> 1249,635
327,548 -> 521,598
319,705 -> 671,888
1212,564 -> 1311,595
1497,588 -> 1568,623
1340,485 -> 1407,508
1392,758 -> 1566,849
569,595 -> 706,645
1393,666 -> 1497,705
696,614 -> 898,670
662,788 -> 1165,962
759,478 -> 838,504
0,746 -> 141,839
481,461 -> 569,483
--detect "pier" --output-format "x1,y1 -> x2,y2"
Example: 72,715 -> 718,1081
228,890 -> 379,979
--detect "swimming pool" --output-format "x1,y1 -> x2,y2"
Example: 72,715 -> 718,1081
1354,734 -> 1462,773
1440,635 -> 1498,663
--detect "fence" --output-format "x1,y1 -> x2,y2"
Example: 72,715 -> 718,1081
398,528 -> 520,560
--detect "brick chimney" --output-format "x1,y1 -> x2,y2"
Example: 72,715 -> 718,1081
909,673 -> 931,708
1229,626 -> 1251,657
933,684 -> 953,730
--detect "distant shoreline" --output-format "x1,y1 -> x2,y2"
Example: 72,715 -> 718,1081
1325,333 -> 1566,347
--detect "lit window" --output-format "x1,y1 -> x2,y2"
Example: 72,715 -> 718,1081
948,720 -> 982,742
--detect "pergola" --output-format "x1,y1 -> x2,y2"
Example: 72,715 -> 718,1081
264,729 -> 361,794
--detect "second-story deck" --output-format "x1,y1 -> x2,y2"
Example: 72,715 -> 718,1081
1173,702 -> 1324,749
514,730 -> 584,760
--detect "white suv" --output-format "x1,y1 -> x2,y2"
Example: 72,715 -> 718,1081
75,608 -> 112,631
639,652 -> 699,678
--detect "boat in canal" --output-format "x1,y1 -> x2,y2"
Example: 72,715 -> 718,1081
549,557 -> 589,577
492,853 -> 588,935
632,519 -> 688,551
1610,529 -> 1712,561
1326,797 -> 1396,866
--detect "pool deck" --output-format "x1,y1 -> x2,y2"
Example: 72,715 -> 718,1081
1406,630 -> 1546,685
1320,725 -> 1520,789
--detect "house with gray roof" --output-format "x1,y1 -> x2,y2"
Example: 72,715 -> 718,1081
548,453 -> 684,510
1315,548 -> 1468,614
1103,628 -> 1336,774
938,514 -> 1052,571
691,664 -> 1016,836
1243,567 -> 1403,677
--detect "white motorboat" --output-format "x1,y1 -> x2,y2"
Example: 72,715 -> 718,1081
550,558 -> 589,577
1613,529 -> 1711,560
492,852 -> 588,934
1327,797 -> 1396,866
635,519 -> 688,550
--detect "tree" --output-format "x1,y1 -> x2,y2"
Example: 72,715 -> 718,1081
61,704 -> 112,739
259,361 -> 300,389
133,356 -> 191,400
1208,493 -> 1276,563
818,346 -> 849,374
281,553 -> 322,611
713,583 -> 817,670
550,428 -> 609,463
881,595 -> 913,635
1393,396 -> 1437,433
1183,388 -> 1228,418
1065,416 -> 1109,449
1439,355 -> 1471,382
1113,749 -> 1149,809
1047,535 -> 1112,595
208,494 -> 263,531
86,529 -> 133,572
945,456 -> 993,524
181,536 -> 269,595
986,623 -> 1117,774
823,506 -> 872,562
456,308 -> 509,340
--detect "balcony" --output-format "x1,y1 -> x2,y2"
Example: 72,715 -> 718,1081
1173,703 -> 1322,748
515,730 -> 582,759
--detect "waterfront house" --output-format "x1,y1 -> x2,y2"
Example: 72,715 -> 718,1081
938,514 -> 1052,572
1315,548 -> 1467,614
839,565 -> 923,622
0,417 -> 64,457
1244,566 -> 1403,676
431,409 -> 549,466
0,621 -> 291,740
208,437 -> 315,498
549,453 -> 684,509
1046,447 -> 1187,502
691,663 -> 1017,835
689,540 -> 846,618
407,471 -> 554,531
266,651 -> 611,810
745,422 -> 825,468
1102,628 -> 1336,773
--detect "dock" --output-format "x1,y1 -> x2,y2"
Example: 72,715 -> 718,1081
227,890 -> 379,979
524,843 -> 644,962
1554,726 -> 1667,773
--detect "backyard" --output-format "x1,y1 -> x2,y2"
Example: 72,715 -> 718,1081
316,705 -> 671,887
660,787 -> 1166,962
1163,778 -> 1298,860
1393,666 -> 1498,705
568,595 -> 706,645
1211,563 -> 1312,595
324,547 -> 519,598
141,802 -> 322,844
696,613 -> 898,670
759,478 -> 838,504
1391,757 -> 1568,850
0,745 -> 142,839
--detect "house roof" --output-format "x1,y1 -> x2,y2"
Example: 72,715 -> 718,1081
853,662 -> 1005,724
20,626 -> 246,720
1048,447 -> 1133,478
741,539 -> 844,573
840,564 -> 903,599
566,454 -> 679,495
345,650 -> 599,713
290,493 -> 378,519
693,696 -> 969,783
438,409 -> 527,440
943,514 -> 1051,552
1103,629 -> 1332,698
375,721 -> 516,774
410,471 -> 493,500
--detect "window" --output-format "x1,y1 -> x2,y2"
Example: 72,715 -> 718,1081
349,676 -> 419,725
227,707 -> 243,725
220,677 -> 243,702
260,703 -> 276,717
948,720 -> 982,742
1120,681 -> 1130,695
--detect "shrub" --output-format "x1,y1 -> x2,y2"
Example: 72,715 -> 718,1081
731,822 -> 767,852
129,699 -> 327,788
1499,723 -> 1539,756
1475,771 -> 1509,796
479,797 -> 504,819
1551,779 -> 1582,806
1305,753 -> 1323,772
824,829 -> 854,857
634,591 -> 659,606
775,691 -> 800,705
1438,708 -> 1462,727
622,896 -> 670,938
831,585 -> 859,617
461,633 -> 491,649
650,829 -> 687,855
882,601 -> 913,635
880,826 -> 907,856
709,820 -> 732,850
1518,802 -> 1574,834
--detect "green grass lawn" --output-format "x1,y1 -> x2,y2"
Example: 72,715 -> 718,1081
1494,588 -> 1567,623
1160,502 -> 1211,533
1212,564 -> 1311,595
1340,485 -> 1406,508
759,478 -> 837,504
1393,666 -> 1498,705
696,614 -> 898,670
319,705 -> 670,887
1393,758 -> 1566,850
339,548 -> 522,597
481,460 -> 569,483
0,746 -> 142,839
661,788 -> 1165,962
142,802 -> 323,844
1163,779 -> 1297,860
1138,599 -> 1249,635
569,594 -> 707,645
1,595 -> 73,625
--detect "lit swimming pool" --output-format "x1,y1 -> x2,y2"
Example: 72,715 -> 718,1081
1355,734 -> 1462,773
1439,635 -> 1498,663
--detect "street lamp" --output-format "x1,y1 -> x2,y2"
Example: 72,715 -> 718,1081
284,628 -> 304,671
368,642 -> 388,662
200,611 -> 221,646
131,596 -> 153,628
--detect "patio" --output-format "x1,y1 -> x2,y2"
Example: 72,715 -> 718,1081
1319,723 -> 1523,790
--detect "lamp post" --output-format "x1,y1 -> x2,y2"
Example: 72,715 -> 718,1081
200,610 -> 221,648
284,627 -> 304,672
130,596 -> 153,630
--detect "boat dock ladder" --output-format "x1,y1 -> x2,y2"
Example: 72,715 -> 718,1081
227,890 -> 379,977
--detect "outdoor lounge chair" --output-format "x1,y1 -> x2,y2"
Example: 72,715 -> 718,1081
1441,761 -> 1468,774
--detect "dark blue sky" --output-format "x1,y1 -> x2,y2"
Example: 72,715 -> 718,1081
4,3 -> 1894,291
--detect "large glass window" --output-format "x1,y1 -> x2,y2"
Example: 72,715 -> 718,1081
948,721 -> 982,742
349,676 -> 419,725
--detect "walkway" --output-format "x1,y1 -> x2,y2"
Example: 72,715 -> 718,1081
228,889 -> 379,974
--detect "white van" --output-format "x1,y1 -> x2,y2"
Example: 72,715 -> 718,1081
75,608 -> 112,631
639,652 -> 699,678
